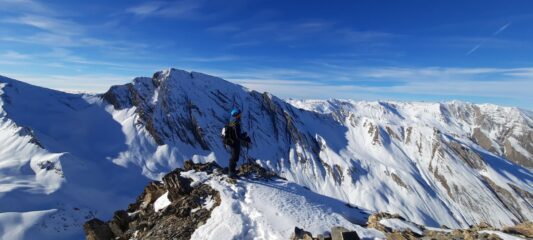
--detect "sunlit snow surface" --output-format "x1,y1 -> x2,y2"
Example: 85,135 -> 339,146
0,70 -> 531,239
182,171 -> 383,240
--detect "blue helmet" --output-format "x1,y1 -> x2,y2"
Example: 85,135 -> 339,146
230,108 -> 241,117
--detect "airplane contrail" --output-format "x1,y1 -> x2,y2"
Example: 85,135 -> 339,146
467,22 -> 511,56
493,22 -> 510,35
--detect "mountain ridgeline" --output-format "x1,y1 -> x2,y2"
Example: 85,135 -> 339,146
99,68 -> 532,228
0,68 -> 531,239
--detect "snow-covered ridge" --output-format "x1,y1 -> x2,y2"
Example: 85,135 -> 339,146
287,98 -> 533,168
0,69 -> 532,239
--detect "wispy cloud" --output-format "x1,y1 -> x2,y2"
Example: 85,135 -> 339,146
2,72 -> 134,93
126,0 -> 205,19
467,22 -> 511,55
191,65 -> 533,109
207,18 -> 397,49
1,50 -> 30,60
2,14 -> 84,35
179,55 -> 240,62
0,0 -> 52,14
0,1 -> 152,66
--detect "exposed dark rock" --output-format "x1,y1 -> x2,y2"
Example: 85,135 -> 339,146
470,107 -> 533,169
332,164 -> 344,185
367,212 -> 410,233
364,122 -> 380,145
83,218 -> 114,240
385,126 -> 400,141
162,168 -> 193,201
502,221 -> 532,238
448,141 -> 486,170
430,129 -> 444,160
183,160 -> 221,174
482,176 -> 525,222
291,227 -> 314,240
503,137 -> 533,169
17,126 -> 43,148
84,162 -> 222,240
432,167 -> 452,198
508,184 -> 533,208
390,173 -> 409,191
331,226 -> 360,240
237,162 -> 279,180
404,126 -> 413,144
424,228 -> 503,240
127,181 -> 165,212
387,229 -> 419,240
472,128 -> 499,155
290,226 -> 360,240
108,210 -> 130,236
471,222 -> 494,231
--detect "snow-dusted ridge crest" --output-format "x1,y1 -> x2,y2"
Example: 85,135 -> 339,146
0,69 -> 532,239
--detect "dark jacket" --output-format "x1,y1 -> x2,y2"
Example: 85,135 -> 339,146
229,119 -> 244,146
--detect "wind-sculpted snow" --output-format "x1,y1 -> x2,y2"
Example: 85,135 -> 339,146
0,76 -> 149,239
0,69 -> 532,239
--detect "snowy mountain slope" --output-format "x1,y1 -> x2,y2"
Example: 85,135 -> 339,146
87,162 -> 529,240
100,68 -> 532,228
286,99 -> 533,227
0,76 -> 150,239
0,69 -> 532,239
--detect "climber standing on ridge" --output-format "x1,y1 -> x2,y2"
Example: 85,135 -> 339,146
221,108 -> 251,179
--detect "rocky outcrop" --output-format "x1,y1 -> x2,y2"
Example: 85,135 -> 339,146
83,162 -> 221,240
292,211 -> 531,240
367,212 -> 410,232
82,160 -> 284,240
237,161 -> 279,179
291,227 -> 314,240
290,226 -> 360,240
482,176 -> 526,222
127,181 -> 165,212
331,227 -> 360,240
503,137 -> 533,169
162,168 -> 193,201
449,141 -> 486,170
502,221 -> 532,238
468,104 -> 533,169
183,160 -> 222,174
83,219 -> 113,240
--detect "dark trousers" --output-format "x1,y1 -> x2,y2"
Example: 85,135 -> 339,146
228,143 -> 241,177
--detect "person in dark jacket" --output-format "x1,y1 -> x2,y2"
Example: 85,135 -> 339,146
226,108 -> 250,179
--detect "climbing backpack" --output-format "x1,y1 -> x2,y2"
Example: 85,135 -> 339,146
221,124 -> 237,146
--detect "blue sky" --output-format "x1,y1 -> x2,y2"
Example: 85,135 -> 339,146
1,0 -> 532,109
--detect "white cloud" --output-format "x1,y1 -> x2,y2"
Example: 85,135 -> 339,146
179,55 -> 240,62
0,0 -> 51,14
1,50 -> 29,60
126,0 -> 203,19
126,1 -> 165,16
192,65 -> 533,109
2,72 -> 133,93
2,14 -> 84,35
